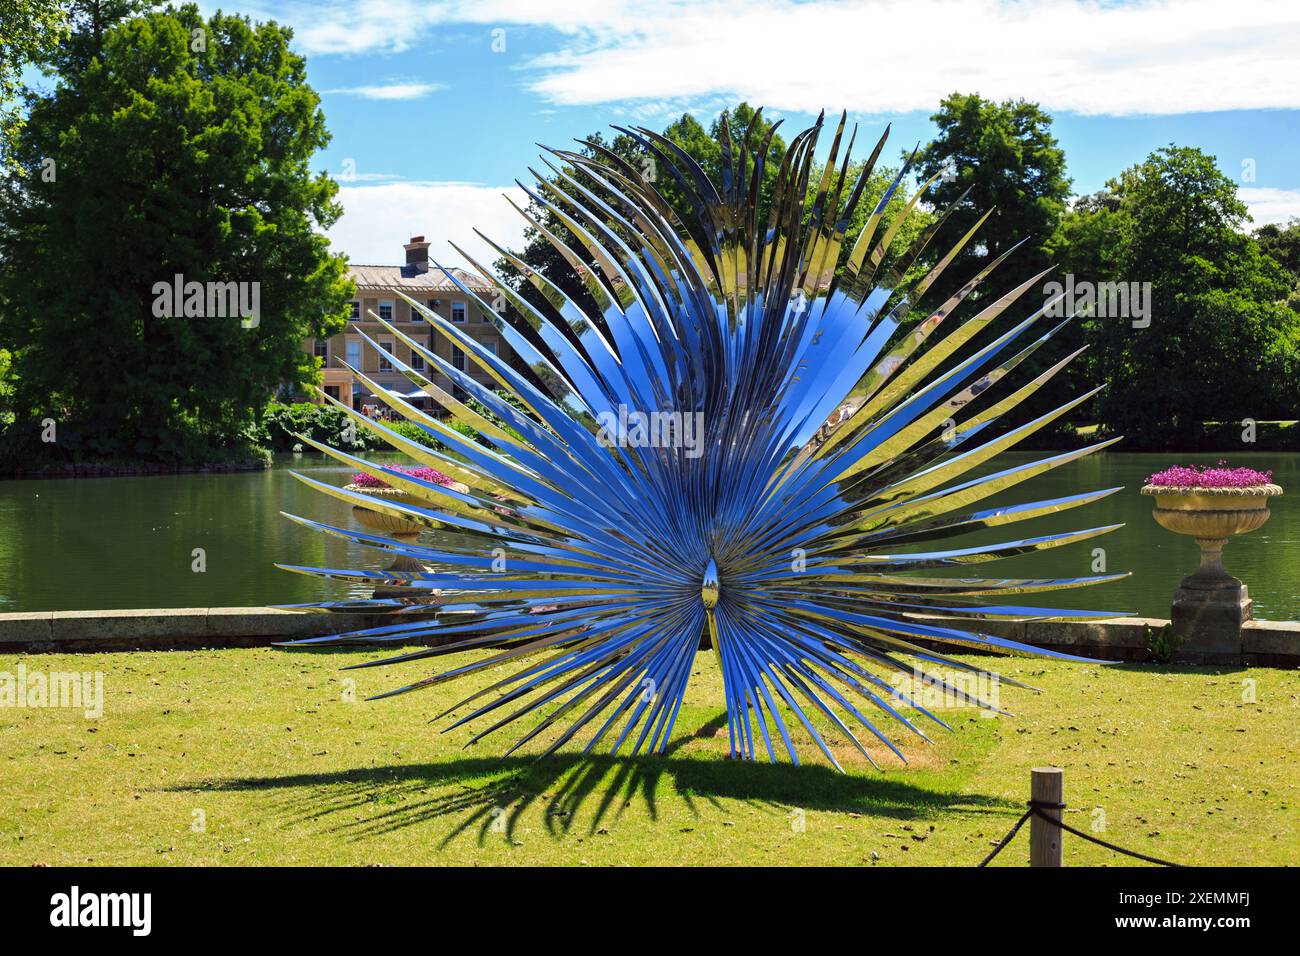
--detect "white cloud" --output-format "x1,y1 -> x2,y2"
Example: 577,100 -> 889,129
236,0 -> 1300,115
327,182 -> 530,270
257,0 -> 431,55
507,0 -> 1300,116
324,83 -> 445,100
1240,187 -> 1300,227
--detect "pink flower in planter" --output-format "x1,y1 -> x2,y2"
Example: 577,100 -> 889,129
351,466 -> 453,489
1146,461 -> 1273,489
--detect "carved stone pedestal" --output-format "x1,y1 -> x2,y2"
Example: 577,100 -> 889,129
1169,537 -> 1252,657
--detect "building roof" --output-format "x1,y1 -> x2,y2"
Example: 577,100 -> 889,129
348,264 -> 495,293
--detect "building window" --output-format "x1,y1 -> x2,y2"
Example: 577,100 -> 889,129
348,301 -> 360,320
379,340 -> 395,371
409,301 -> 424,322
313,338 -> 329,360
410,343 -> 425,372
450,344 -> 467,372
451,301 -> 467,323
427,299 -> 438,313
346,339 -> 361,369
378,300 -> 394,322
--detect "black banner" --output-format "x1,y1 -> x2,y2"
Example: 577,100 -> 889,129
0,865 -> 1281,941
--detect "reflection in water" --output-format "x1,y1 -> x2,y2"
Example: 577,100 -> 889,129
0,451 -> 1296,620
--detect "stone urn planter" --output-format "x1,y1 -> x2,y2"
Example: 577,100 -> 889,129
346,471 -> 469,601
1141,466 -> 1282,657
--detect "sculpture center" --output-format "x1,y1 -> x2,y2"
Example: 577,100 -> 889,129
701,557 -> 720,610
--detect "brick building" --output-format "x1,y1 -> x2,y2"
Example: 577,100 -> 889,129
306,236 -> 507,412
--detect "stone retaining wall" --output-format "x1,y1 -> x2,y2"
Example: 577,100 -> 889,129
0,607 -> 404,653
934,617 -> 1300,668
1,607 -> 1297,667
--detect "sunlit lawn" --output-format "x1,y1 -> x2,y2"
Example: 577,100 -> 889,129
1,645 -> 1296,866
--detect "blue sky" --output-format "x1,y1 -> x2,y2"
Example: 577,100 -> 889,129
217,0 -> 1300,266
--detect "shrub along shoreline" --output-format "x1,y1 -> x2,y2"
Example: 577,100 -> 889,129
0,397 -> 514,479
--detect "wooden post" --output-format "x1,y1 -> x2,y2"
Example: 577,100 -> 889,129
1030,767 -> 1064,867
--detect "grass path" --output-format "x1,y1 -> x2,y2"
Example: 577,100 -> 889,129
1,646 -> 1296,866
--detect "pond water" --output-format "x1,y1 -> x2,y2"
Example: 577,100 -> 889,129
1,451 -> 1297,620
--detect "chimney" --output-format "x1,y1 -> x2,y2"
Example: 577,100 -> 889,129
403,235 -> 430,273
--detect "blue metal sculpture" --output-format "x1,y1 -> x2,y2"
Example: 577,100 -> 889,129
278,112 -> 1126,768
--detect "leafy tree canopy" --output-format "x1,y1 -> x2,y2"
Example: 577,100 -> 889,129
1253,218 -> 1300,309
1064,147 -> 1300,447
916,92 -> 1071,303
0,2 -> 351,460
0,0 -> 70,167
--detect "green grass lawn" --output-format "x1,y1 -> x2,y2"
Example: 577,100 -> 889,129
1,646 -> 1296,866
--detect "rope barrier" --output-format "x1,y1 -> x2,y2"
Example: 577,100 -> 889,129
977,806 -> 1033,867
978,799 -> 1183,867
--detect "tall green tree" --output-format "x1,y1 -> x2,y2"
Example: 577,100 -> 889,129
916,93 -> 1071,303
915,94 -> 1073,429
1073,147 -> 1300,448
0,3 -> 351,461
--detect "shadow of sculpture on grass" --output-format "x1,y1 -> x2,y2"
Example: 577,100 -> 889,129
171,724 -> 1017,848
